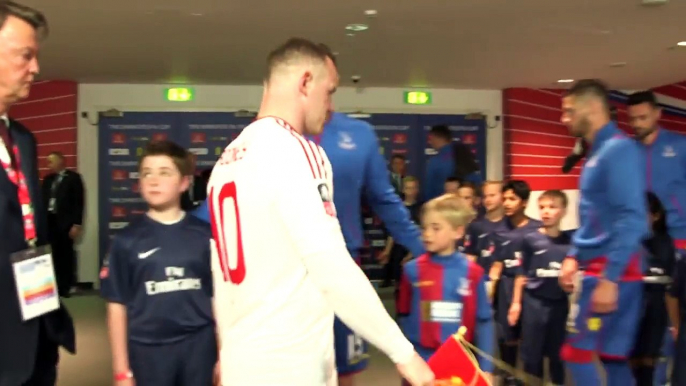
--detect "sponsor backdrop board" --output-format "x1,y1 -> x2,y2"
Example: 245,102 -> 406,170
99,112 -> 487,282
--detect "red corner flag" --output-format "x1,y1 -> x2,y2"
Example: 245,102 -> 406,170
427,328 -> 491,386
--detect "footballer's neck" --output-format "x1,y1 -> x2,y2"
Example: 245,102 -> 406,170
509,212 -> 529,228
258,87 -> 305,134
147,205 -> 184,224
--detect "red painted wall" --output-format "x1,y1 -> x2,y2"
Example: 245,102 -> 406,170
503,81 -> 686,191
8,80 -> 78,178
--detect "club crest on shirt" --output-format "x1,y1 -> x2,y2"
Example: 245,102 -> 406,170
338,131 -> 356,150
456,277 -> 471,296
317,181 -> 336,217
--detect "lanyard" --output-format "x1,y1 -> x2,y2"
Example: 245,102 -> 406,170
0,140 -> 36,245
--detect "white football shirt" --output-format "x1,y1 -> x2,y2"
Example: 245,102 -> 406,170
208,117 -> 414,386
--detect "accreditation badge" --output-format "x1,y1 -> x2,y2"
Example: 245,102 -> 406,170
11,245 -> 60,321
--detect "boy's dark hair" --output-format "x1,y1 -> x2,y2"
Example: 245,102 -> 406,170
458,181 -> 476,194
502,180 -> 531,201
445,176 -> 460,185
0,1 -> 48,39
429,125 -> 451,142
647,191 -> 668,234
627,90 -> 658,108
565,79 -> 611,112
539,189 -> 568,208
139,140 -> 192,176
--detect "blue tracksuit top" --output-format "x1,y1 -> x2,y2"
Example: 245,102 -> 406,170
423,144 -> 483,202
192,113 -> 424,258
571,121 -> 649,282
312,113 -> 423,257
638,128 -> 686,240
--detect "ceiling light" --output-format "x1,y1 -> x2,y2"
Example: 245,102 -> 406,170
346,24 -> 368,32
333,51 -> 339,56
190,12 -> 203,16
609,62 -> 627,68
557,79 -> 574,83
364,10 -> 378,17
346,33 -> 355,37
678,41 -> 686,46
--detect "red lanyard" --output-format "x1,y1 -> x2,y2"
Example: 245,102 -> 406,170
0,144 -> 36,243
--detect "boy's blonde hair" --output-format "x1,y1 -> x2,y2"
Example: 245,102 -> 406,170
422,194 -> 476,228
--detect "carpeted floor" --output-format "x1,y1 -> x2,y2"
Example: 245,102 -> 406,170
56,292 -> 402,386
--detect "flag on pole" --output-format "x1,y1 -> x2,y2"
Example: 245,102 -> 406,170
428,327 -> 491,386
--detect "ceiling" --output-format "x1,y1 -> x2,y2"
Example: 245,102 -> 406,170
24,0 -> 686,89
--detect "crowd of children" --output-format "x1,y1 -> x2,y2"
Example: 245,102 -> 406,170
390,175 -> 685,386
99,139 -> 686,386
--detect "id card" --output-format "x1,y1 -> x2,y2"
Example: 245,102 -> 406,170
11,245 -> 60,321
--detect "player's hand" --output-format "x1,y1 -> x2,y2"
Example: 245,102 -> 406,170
213,360 -> 221,385
396,352 -> 435,386
559,257 -> 578,292
591,278 -> 618,314
507,303 -> 521,326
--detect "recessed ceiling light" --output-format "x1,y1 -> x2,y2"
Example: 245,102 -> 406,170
364,10 -> 378,17
346,23 -> 368,32
678,41 -> 686,46
333,51 -> 339,56
609,62 -> 627,68
346,33 -> 355,37
557,79 -> 574,83
190,12 -> 203,16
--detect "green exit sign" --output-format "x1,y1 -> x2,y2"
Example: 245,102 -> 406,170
166,87 -> 194,102
404,91 -> 432,105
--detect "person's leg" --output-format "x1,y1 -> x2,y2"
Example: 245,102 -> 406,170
520,293 -> 545,383
334,317 -> 369,386
22,324 -> 59,386
545,298 -> 569,386
128,341 -> 178,386
179,327 -> 218,386
561,275 -> 603,386
655,328 -> 674,385
599,281 -> 643,386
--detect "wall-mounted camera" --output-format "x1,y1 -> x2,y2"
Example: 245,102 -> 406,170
351,75 -> 361,84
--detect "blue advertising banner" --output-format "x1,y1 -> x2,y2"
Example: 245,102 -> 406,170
98,112 -> 487,284
178,112 -> 254,173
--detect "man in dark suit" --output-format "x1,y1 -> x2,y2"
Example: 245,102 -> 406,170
42,151 -> 84,297
389,154 -> 406,197
0,3 -> 75,385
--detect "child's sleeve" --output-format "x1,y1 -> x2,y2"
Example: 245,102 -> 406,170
475,274 -> 495,373
396,270 -> 413,317
100,237 -> 131,304
462,223 -> 479,257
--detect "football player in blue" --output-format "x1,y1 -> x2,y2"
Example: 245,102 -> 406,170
627,90 -> 686,385
511,190 -> 573,386
559,80 -> 648,386
101,141 -> 217,386
193,112 -> 424,386
488,180 -> 542,386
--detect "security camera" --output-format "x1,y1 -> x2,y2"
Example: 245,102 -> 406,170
351,75 -> 361,84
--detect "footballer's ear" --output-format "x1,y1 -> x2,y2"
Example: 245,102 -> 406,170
299,71 -> 314,97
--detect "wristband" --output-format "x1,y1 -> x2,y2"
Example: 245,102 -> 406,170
114,371 -> 133,381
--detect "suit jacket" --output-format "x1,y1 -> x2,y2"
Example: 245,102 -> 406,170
42,169 -> 85,233
0,119 -> 75,386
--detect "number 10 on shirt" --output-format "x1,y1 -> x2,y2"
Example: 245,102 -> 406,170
209,181 -> 246,285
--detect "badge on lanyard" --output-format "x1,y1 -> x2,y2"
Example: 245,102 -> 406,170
10,245 -> 60,321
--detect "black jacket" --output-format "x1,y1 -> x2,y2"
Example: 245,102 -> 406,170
42,169 -> 85,232
0,119 -> 75,386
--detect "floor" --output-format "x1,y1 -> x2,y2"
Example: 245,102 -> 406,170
56,292 -> 402,386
